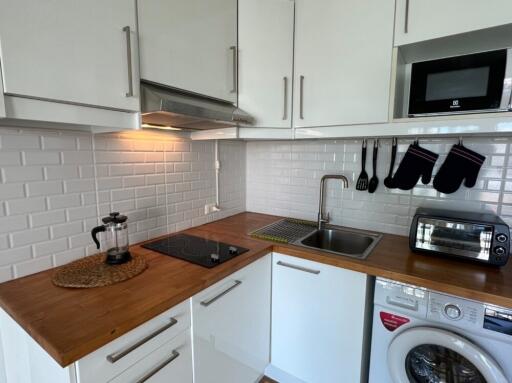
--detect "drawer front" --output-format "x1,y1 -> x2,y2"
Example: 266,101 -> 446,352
108,330 -> 193,383
77,300 -> 190,383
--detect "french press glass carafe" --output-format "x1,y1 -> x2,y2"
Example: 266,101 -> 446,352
91,212 -> 131,265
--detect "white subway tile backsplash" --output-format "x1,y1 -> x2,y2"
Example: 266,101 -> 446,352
2,166 -> 44,182
247,137 -> 512,236
6,197 -> 46,215
0,126 -> 236,280
0,152 -> 21,165
10,227 -> 49,247
1,134 -> 40,149
24,151 -> 61,165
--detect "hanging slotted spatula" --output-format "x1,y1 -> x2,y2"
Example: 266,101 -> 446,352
384,137 -> 397,189
356,139 -> 369,191
368,140 -> 379,193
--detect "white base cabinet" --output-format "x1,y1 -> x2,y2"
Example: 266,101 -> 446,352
192,255 -> 271,383
0,252 -> 373,383
270,253 -> 373,383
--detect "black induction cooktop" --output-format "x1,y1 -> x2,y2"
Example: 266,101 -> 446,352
142,233 -> 249,268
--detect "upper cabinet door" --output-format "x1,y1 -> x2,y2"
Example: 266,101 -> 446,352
0,0 -> 139,112
238,0 -> 294,128
138,0 -> 237,103
395,0 -> 512,46
293,0 -> 395,128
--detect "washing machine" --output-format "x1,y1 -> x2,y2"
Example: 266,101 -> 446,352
369,277 -> 512,383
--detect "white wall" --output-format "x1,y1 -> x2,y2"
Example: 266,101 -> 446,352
246,137 -> 511,236
0,127 -> 246,282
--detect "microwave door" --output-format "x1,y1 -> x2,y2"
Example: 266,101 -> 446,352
408,49 -> 510,116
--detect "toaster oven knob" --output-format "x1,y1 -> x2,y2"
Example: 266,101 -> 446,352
494,246 -> 507,256
496,234 -> 508,243
444,304 -> 462,320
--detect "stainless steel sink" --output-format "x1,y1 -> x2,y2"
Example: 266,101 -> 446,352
294,227 -> 382,259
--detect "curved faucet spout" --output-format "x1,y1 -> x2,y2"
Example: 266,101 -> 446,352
318,175 -> 349,230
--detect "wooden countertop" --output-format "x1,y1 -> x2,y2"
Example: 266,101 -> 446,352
1,212 -> 512,367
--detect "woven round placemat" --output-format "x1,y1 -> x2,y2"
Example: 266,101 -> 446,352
52,253 -> 147,288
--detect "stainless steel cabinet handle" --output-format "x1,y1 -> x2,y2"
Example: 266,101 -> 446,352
299,75 -> 305,119
282,77 -> 288,120
135,350 -> 180,383
123,26 -> 134,97
200,280 -> 242,307
106,317 -> 178,363
404,0 -> 410,33
230,46 -> 237,93
277,261 -> 320,275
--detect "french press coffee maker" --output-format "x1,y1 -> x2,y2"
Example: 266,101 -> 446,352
91,212 -> 132,265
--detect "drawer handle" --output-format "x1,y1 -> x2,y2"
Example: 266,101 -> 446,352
200,280 -> 242,307
135,350 -> 180,383
106,317 -> 178,363
277,261 -> 320,275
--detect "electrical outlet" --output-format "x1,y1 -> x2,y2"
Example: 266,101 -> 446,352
204,203 -> 219,215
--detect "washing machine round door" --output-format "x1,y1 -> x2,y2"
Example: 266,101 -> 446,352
388,327 -> 507,383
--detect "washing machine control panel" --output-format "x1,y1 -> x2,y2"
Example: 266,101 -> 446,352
428,292 -> 484,329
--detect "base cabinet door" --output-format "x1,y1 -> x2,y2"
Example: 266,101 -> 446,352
292,0 -> 394,128
137,0 -> 237,103
395,0 -> 512,46
271,253 -> 372,383
0,0 -> 139,111
192,255 -> 271,383
238,0 -> 294,128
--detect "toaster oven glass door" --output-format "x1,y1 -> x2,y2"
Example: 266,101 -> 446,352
415,218 -> 494,260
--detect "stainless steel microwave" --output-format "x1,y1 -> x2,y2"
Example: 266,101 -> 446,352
410,208 -> 510,266
407,49 -> 512,116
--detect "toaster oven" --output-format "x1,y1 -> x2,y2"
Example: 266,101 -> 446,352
410,208 -> 510,266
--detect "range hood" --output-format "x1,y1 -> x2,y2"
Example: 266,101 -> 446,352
140,82 -> 253,130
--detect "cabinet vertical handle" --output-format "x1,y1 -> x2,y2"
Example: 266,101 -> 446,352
135,350 -> 180,383
282,77 -> 288,120
230,46 -> 237,93
123,26 -> 134,97
277,261 -> 320,275
200,280 -> 242,307
404,0 -> 410,33
299,75 -> 305,119
106,317 -> 178,363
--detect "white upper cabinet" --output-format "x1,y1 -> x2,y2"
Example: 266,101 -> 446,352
395,0 -> 512,46
292,0 -> 395,128
0,0 -> 139,112
138,0 -> 237,103
192,255 -> 271,383
238,0 -> 295,128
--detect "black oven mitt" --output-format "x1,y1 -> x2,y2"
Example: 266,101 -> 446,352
433,144 -> 486,194
390,142 -> 439,190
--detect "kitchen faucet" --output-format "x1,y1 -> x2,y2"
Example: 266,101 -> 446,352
317,174 -> 349,230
